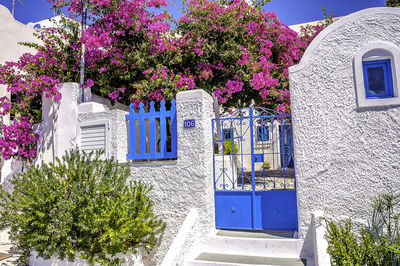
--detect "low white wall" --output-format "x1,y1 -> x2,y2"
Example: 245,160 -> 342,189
161,208 -> 198,266
289,7 -> 400,260
312,211 -> 330,266
28,88 -> 215,265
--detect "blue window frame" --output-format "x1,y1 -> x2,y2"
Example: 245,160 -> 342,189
222,128 -> 234,141
362,59 -> 394,99
256,126 -> 269,141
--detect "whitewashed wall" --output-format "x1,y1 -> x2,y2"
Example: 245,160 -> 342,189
0,4 -> 37,128
289,7 -> 400,261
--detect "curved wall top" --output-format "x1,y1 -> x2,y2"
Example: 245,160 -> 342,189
290,7 -> 400,73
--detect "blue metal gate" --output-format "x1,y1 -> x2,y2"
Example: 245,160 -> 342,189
212,107 -> 298,231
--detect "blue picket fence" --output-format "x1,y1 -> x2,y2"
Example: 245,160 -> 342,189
126,100 -> 177,160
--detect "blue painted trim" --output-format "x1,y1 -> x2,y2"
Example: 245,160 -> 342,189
256,126 -> 269,141
249,107 -> 256,230
139,103 -> 146,157
363,59 -> 394,99
222,128 -> 234,141
149,102 -> 156,157
212,121 -> 216,191
126,100 -> 177,160
170,100 -> 177,157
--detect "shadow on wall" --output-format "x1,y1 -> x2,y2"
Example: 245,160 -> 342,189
1,160 -> 22,193
37,99 -> 58,165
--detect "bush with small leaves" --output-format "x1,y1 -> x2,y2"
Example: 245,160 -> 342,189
0,150 -> 165,265
223,141 -> 238,155
325,194 -> 400,265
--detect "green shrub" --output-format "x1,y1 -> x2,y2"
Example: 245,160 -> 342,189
325,193 -> 400,265
0,150 -> 165,265
325,219 -> 375,265
262,161 -> 271,169
223,141 -> 238,155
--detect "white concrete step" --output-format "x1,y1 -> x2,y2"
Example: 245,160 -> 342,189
187,252 -> 305,266
186,230 -> 306,266
198,230 -> 302,258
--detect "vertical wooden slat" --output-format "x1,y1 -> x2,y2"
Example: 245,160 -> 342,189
139,102 -> 146,158
160,100 -> 167,157
126,103 -> 136,160
170,99 -> 177,158
149,101 -> 156,158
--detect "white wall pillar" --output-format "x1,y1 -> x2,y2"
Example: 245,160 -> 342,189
176,89 -> 215,231
40,82 -> 80,163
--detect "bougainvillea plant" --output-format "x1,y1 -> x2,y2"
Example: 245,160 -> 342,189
0,150 -> 165,265
170,0 -> 306,112
0,16 -> 81,161
0,0 -> 332,161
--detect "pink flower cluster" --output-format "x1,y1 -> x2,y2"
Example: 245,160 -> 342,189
175,0 -> 310,109
108,87 -> 126,103
0,117 -> 38,160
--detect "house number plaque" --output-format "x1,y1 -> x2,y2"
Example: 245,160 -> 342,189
184,119 -> 195,129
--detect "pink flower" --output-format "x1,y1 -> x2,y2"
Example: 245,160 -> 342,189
147,0 -> 167,8
82,79 -> 94,88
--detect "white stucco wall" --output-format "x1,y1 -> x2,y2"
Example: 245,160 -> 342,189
39,83 -> 94,164
129,89 -> 215,265
0,4 -> 37,111
26,15 -> 63,29
289,7 -> 400,259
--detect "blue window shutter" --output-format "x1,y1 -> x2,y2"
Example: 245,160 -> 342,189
222,128 -> 234,141
363,59 -> 394,99
256,126 -> 269,141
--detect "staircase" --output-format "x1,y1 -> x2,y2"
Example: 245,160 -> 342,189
187,230 -> 308,266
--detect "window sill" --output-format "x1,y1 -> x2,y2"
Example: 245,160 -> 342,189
357,96 -> 400,108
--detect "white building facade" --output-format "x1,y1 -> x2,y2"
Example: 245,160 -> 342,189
290,7 -> 400,262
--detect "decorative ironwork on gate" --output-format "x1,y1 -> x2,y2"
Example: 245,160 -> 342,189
212,107 -> 297,231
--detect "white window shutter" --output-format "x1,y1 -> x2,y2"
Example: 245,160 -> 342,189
80,124 -> 106,154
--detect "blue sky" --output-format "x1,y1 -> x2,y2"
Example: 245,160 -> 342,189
2,0 -> 386,26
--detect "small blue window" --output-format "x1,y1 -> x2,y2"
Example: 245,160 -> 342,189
256,126 -> 269,141
363,59 -> 394,99
222,128 -> 234,141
